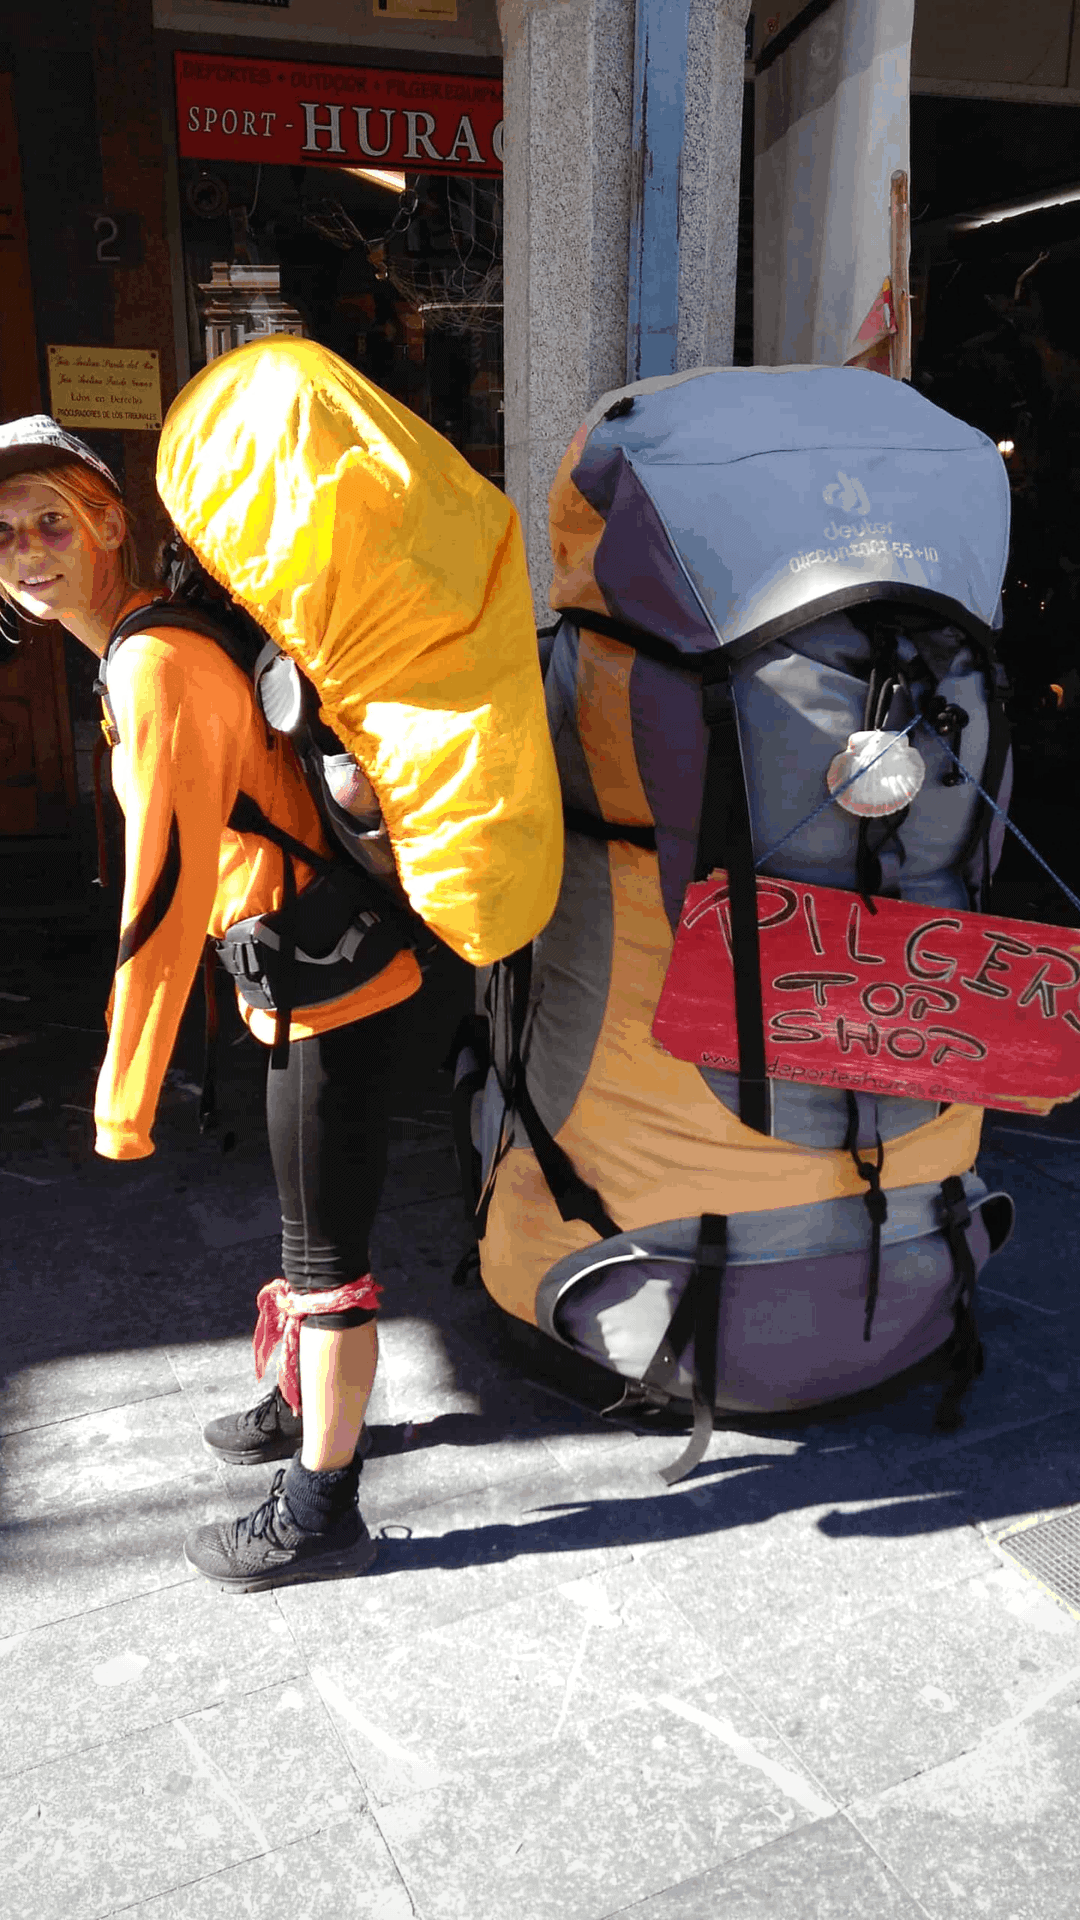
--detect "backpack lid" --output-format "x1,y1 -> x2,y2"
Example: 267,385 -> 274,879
549,365 -> 1011,656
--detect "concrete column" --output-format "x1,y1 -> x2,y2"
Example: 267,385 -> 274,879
497,0 -> 752,610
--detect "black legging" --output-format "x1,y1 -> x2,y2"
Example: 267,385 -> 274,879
265,995 -> 419,1327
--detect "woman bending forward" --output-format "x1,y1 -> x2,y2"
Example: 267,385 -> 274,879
0,416 -> 421,1592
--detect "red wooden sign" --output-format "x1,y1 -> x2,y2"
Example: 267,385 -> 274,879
174,53 -> 503,176
652,874 -> 1080,1113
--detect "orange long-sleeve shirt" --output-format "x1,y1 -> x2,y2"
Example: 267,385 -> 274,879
94,624 -> 421,1160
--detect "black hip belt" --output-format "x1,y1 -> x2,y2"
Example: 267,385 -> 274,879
217,865 -> 415,1016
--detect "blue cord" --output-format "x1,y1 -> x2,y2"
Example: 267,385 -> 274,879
754,714 -> 922,870
754,711 -> 1080,923
930,729 -> 1080,922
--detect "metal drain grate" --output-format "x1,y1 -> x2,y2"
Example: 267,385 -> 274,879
997,1507 -> 1080,1619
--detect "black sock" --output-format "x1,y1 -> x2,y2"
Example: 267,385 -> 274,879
281,1453 -> 359,1533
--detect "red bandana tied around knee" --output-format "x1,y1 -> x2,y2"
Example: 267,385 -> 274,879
253,1275 -> 382,1414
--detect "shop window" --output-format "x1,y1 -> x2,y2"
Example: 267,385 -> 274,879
179,158 -> 504,485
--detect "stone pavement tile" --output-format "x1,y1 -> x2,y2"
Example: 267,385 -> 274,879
1,1677 -> 366,1920
164,1339 -> 269,1445
377,1151 -> 464,1214
0,1580 -> 300,1778
0,1344 -> 180,1437
603,1812 -> 927,1919
903,1404 -> 1080,1533
530,1414 -> 645,1472
163,1338 -> 256,1395
0,1391 -> 211,1519
368,1301 -> 509,1421
973,1289 -> 1079,1395
109,1814 -> 414,1920
376,1670 -> 834,1920
0,1472 -> 223,1639
952,1350 -> 1080,1438
369,1191 -> 472,1287
358,1339 -> 679,1522
216,1388 -> 569,1523
849,1683 -> 1080,1920
548,1435 -> 879,1563
311,1559 -> 724,1804
276,1466 -> 635,1651
360,1418 -> 561,1526
975,1154 -> 1080,1309
185,1190 -> 282,1253
165,1341 -> 283,1463
724,1561 -> 1080,1807
134,1242 -> 284,1353
981,1131 -> 1080,1195
643,1479 -> 995,1668
0,1242 -> 168,1358
819,1354 -> 1080,1473
0,1205 -> 266,1360
380,1144 -> 463,1212
855,1388 -> 1080,1482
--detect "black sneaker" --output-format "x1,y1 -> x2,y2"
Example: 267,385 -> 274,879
202,1387 -> 371,1468
183,1467 -> 378,1593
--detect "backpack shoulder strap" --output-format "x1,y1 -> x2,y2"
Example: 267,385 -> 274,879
96,600 -> 263,746
101,600 -> 258,686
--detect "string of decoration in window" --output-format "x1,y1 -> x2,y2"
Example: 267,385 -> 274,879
302,175 -> 503,335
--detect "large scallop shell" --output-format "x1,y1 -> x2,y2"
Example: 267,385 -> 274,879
826,730 -> 926,818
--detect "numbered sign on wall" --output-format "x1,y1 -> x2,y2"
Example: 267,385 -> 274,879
88,211 -> 142,270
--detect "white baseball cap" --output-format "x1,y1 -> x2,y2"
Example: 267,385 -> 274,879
0,414 -> 121,493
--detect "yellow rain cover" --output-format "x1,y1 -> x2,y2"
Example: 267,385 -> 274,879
155,336 -> 562,964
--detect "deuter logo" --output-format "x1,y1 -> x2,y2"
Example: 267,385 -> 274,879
822,470 -> 871,515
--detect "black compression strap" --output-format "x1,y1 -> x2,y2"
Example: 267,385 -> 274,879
481,943 -> 622,1243
107,600 -> 257,677
556,606 -> 699,672
472,950 -> 529,1242
564,806 -> 657,851
844,1092 -> 887,1341
934,1176 -> 984,1432
473,1135 -> 511,1241
449,1014 -> 489,1218
637,1214 -> 728,1486
855,622 -> 908,904
508,945 -> 621,1238
270,837 -> 297,1071
513,1077 -> 622,1240
561,590 -> 997,674
856,806 -> 910,905
972,688 -> 1012,910
227,791 -> 336,875
91,731 -> 112,886
756,0 -> 837,73
224,792 -> 320,1073
116,813 -> 181,968
226,787 -> 330,1071
695,660 -> 770,1136
508,942 -> 533,1065
200,940 -> 220,1134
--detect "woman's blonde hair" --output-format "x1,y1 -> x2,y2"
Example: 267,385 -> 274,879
0,459 -> 138,617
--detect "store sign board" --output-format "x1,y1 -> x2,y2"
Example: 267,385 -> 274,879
651,873 -> 1080,1113
174,52 -> 501,174
47,345 -> 163,432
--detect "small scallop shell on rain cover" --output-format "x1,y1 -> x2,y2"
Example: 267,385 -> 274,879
826,730 -> 926,818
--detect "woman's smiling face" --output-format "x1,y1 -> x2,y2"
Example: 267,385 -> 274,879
0,475 -> 122,622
